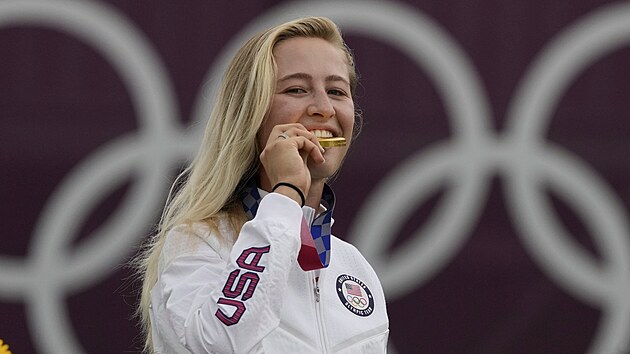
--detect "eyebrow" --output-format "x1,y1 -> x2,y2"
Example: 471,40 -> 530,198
278,72 -> 350,86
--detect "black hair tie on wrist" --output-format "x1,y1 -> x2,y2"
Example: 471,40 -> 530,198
272,182 -> 305,207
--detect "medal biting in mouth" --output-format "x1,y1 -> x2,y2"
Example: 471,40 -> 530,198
318,137 -> 347,147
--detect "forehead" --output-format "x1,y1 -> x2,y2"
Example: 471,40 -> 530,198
273,37 -> 349,80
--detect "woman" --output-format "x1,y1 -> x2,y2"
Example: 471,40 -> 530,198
136,16 -> 389,353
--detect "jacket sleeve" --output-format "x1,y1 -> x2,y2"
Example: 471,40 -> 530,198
151,193 -> 304,353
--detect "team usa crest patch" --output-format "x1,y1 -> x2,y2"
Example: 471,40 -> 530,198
336,274 -> 374,317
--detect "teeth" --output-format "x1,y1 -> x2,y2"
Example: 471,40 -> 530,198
311,129 -> 333,138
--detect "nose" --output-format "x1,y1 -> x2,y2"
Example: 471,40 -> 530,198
307,90 -> 335,119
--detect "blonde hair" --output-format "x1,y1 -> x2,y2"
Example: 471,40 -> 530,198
133,16 -> 358,352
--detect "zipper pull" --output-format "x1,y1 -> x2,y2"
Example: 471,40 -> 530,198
314,277 -> 321,302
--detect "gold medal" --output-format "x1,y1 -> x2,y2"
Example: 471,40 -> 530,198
318,137 -> 346,147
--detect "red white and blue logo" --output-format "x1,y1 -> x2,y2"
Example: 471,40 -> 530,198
336,274 -> 374,317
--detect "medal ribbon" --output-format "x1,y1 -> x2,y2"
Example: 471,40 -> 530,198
242,183 -> 334,270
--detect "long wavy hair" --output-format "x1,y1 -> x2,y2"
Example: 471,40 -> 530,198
133,16 -> 359,352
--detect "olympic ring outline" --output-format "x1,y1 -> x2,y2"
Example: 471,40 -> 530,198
340,1 -> 630,354
0,1 -> 627,352
0,0 -> 188,353
346,294 -> 368,308
504,5 -> 630,349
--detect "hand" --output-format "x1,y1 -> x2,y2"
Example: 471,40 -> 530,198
259,123 -> 325,200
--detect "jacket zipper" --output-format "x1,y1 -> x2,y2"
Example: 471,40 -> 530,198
312,273 -> 329,353
314,282 -> 321,302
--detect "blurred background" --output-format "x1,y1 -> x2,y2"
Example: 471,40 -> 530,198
1,0 -> 629,353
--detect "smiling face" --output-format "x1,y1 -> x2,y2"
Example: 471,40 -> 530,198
257,36 -> 355,180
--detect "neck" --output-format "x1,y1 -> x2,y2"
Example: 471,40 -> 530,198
305,179 -> 325,210
258,172 -> 326,209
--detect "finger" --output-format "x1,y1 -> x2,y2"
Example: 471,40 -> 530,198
293,135 -> 325,164
281,126 -> 326,154
267,123 -> 301,145
278,132 -> 289,140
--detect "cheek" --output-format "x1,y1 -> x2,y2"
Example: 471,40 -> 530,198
340,105 -> 355,136
266,97 -> 298,125
259,117 -> 287,149
256,130 -> 267,152
258,102 -> 286,149
257,115 -> 275,150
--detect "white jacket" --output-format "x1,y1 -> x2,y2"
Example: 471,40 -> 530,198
150,192 -> 389,353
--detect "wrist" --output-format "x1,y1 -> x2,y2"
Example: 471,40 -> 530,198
272,182 -> 305,207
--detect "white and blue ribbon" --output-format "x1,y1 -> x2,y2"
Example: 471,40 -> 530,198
242,182 -> 335,269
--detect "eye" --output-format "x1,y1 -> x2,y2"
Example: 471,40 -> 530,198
328,88 -> 347,97
285,87 -> 307,94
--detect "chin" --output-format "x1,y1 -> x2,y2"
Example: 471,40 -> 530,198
309,163 -> 341,180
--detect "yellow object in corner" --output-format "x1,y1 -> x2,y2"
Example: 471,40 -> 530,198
0,339 -> 12,354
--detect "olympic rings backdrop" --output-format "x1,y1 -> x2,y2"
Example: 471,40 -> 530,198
1,0 -> 630,353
